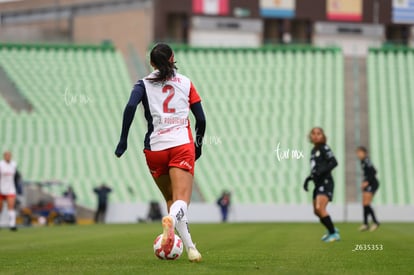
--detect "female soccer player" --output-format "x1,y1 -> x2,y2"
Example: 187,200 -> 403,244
115,43 -> 206,262
356,146 -> 380,232
0,151 -> 18,231
303,127 -> 340,242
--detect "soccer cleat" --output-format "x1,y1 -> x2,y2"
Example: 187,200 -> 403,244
324,233 -> 340,243
369,223 -> 379,232
321,228 -> 339,241
187,246 -> 202,262
359,224 -> 369,232
321,232 -> 329,241
161,216 -> 175,251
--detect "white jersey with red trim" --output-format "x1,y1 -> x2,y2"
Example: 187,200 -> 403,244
142,71 -> 201,151
0,160 -> 17,195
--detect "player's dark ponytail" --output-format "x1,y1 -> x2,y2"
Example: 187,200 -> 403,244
146,43 -> 177,83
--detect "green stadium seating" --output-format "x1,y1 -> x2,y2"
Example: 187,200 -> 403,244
0,43 -> 159,207
174,46 -> 345,204
0,44 -> 345,206
367,48 -> 414,205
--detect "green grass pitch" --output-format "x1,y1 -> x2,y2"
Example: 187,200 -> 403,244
1,223 -> 413,274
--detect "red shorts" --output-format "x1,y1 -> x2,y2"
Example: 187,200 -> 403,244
0,194 -> 16,200
144,143 -> 195,178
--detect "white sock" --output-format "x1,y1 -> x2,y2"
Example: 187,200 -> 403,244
169,200 -> 195,250
9,209 -> 16,228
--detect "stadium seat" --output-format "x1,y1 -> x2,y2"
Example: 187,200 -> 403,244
367,47 -> 414,205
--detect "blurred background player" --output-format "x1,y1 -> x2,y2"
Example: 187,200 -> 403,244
303,127 -> 340,242
146,201 -> 162,222
356,146 -> 380,232
93,183 -> 112,223
115,43 -> 206,262
217,191 -> 231,222
0,151 -> 18,231
138,201 -> 163,223
63,186 -> 77,206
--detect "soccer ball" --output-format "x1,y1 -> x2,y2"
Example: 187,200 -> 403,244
153,233 -> 183,260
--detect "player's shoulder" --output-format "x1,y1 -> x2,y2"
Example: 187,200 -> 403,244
321,144 -> 335,158
132,79 -> 147,93
363,157 -> 373,166
174,72 -> 191,85
143,71 -> 157,80
322,144 -> 332,152
136,79 -> 144,85
140,73 -> 151,87
141,71 -> 157,86
311,144 -> 330,153
0,160 -> 16,167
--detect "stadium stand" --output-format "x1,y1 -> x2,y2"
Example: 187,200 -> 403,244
0,43 -> 345,206
174,46 -> 345,204
0,43 -> 159,207
367,47 -> 414,205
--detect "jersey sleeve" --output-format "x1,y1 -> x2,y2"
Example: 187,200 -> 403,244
127,80 -> 145,107
117,80 -> 145,142
189,82 -> 201,105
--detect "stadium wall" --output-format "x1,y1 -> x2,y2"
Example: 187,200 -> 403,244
1,203 -> 413,226
0,19 -> 71,43
0,0 -> 110,12
103,203 -> 414,224
72,3 -> 153,59
0,0 -> 153,60
152,0 -> 403,45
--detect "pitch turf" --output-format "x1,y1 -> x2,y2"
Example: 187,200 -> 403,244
0,223 -> 413,274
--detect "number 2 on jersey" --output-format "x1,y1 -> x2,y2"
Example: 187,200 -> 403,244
162,85 -> 176,113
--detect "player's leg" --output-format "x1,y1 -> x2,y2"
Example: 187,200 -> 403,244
94,205 -> 100,223
167,143 -> 199,252
101,204 -> 108,223
154,175 -> 176,251
363,191 -> 379,231
170,167 -> 192,204
313,199 -> 328,240
312,199 -> 320,217
97,205 -> 106,223
362,192 -> 372,219
154,175 -> 173,211
222,207 -> 228,222
360,191 -> 371,231
315,195 -> 339,242
146,148 -> 178,253
315,195 -> 334,233
6,195 -> 17,231
313,198 -> 328,240
368,200 -> 379,230
168,167 -> 201,262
